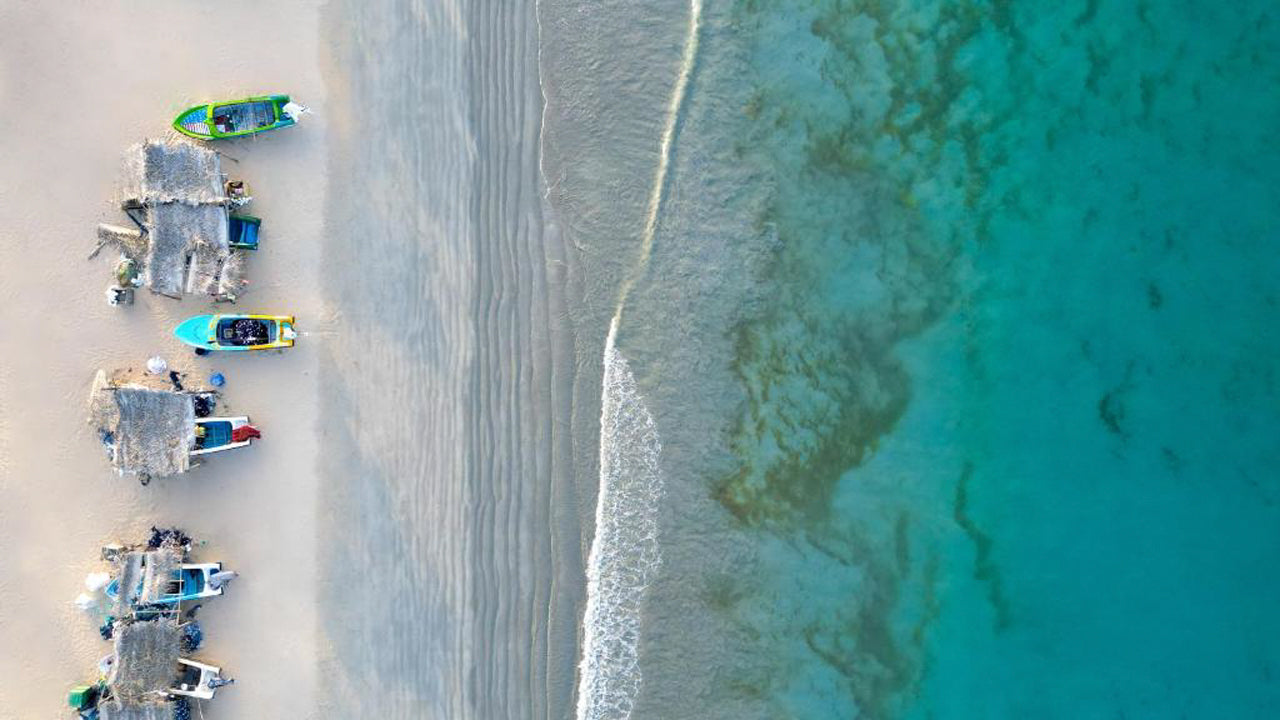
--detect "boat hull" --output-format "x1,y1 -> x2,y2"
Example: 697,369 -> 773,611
191,417 -> 258,455
104,563 -> 225,606
172,94 -> 296,140
173,314 -> 296,352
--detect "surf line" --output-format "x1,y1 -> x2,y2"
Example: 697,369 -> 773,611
575,3 -> 702,720
576,317 -> 664,720
612,0 -> 702,323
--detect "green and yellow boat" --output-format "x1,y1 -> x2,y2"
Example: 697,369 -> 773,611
173,95 -> 305,140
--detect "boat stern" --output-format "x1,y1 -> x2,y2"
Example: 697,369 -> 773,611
191,417 -> 259,455
173,659 -> 223,700
194,562 -> 227,599
279,317 -> 297,347
274,95 -> 301,127
230,418 -> 261,443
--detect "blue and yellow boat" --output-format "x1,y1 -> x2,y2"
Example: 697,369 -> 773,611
173,95 -> 304,140
174,314 -> 296,353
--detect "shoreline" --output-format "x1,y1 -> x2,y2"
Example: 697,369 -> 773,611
313,0 -> 584,717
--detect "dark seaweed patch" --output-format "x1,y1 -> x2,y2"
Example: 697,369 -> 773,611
953,462 -> 1011,631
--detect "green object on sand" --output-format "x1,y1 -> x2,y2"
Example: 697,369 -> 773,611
67,684 -> 96,709
173,95 -> 300,140
115,257 -> 138,287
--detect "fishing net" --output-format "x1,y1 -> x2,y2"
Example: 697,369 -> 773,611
105,618 -> 182,707
98,140 -> 247,300
100,703 -> 174,720
89,371 -> 196,478
121,140 -> 223,205
145,202 -> 230,298
109,547 -> 183,617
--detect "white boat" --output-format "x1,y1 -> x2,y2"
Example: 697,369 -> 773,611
191,416 -> 261,456
106,562 -> 229,606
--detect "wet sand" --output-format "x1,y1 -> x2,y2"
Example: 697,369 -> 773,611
314,0 -> 583,717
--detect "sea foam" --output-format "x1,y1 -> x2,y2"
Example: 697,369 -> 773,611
573,0 -> 698,715
575,318 -> 664,720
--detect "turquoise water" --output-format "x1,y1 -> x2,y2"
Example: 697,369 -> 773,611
323,0 -> 1280,715
543,0 -> 1280,717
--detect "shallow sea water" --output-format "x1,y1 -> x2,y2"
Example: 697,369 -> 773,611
544,0 -> 1280,717
321,0 -> 1280,716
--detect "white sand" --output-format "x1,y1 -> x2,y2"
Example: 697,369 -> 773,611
0,2 -> 328,716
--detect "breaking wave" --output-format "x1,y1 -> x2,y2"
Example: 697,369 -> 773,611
575,318 -> 665,720
573,0 -> 699,716
627,0 -> 702,303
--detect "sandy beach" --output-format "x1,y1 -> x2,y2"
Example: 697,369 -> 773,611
314,0 -> 582,717
0,1 -> 585,717
0,2 -> 327,717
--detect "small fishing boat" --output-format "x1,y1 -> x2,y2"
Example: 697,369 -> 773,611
173,94 -> 304,140
174,314 -> 297,353
67,658 -> 229,715
105,563 -> 230,607
192,416 -> 260,456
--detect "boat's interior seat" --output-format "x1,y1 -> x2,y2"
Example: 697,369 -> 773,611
176,664 -> 202,687
213,102 -> 276,133
217,318 -> 271,346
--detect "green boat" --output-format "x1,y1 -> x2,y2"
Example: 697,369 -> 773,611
173,94 -> 304,140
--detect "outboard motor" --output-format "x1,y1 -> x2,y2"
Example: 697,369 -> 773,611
208,570 -> 238,590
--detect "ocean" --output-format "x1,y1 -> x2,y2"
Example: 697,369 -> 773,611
322,0 -> 1280,717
